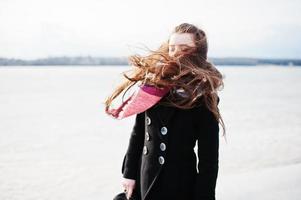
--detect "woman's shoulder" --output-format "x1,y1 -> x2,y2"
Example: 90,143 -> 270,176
191,96 -> 220,120
153,94 -> 220,113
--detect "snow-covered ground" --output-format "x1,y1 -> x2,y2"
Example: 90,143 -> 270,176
0,65 -> 300,200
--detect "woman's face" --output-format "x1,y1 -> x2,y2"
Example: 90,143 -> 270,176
168,33 -> 196,57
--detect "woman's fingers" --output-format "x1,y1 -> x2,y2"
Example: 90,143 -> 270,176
121,178 -> 136,199
126,187 -> 133,199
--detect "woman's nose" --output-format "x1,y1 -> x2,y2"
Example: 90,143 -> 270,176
171,47 -> 181,57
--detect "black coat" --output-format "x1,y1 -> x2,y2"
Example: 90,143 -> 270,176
121,99 -> 219,200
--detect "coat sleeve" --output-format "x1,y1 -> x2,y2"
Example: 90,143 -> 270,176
121,112 -> 145,180
193,105 -> 219,200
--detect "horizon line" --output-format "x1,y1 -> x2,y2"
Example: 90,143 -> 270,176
1,56 -> 301,61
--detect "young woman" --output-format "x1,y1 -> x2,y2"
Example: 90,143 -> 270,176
105,23 -> 225,200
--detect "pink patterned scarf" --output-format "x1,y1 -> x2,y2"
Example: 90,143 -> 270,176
105,84 -> 170,119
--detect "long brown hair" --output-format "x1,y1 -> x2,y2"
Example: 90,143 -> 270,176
105,23 -> 226,136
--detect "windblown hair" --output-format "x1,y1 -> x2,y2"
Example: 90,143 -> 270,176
105,23 -> 226,136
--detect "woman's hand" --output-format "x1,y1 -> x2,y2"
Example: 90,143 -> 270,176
122,178 -> 136,199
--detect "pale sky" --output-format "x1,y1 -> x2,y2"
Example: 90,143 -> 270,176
0,0 -> 300,59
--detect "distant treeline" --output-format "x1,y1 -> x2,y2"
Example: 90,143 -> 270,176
0,56 -> 300,66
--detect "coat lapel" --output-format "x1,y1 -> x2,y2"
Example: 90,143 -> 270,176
152,105 -> 177,125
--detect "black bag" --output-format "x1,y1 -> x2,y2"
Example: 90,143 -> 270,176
113,190 -> 139,200
113,192 -> 128,200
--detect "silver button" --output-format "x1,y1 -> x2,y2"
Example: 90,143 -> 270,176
146,117 -> 151,125
160,143 -> 166,151
158,156 -> 165,165
160,127 -> 168,135
145,132 -> 150,141
143,146 -> 148,155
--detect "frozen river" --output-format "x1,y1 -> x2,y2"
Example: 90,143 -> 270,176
0,65 -> 300,200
